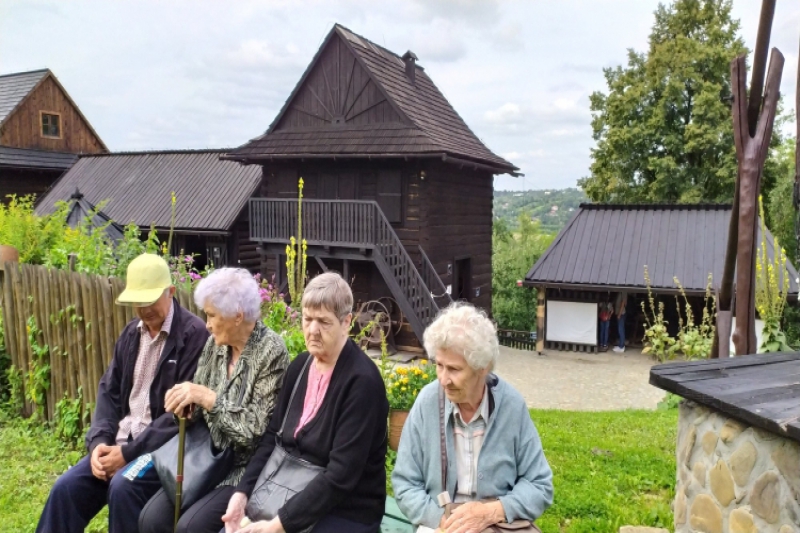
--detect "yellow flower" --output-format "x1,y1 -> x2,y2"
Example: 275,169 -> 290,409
402,377 -> 409,385
397,367 -> 407,375
401,387 -> 407,392
422,374 -> 429,380
420,359 -> 428,365
299,177 -> 304,189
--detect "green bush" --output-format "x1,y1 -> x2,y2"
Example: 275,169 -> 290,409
492,214 -> 554,331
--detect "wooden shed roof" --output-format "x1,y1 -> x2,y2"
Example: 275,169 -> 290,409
36,150 -> 262,233
226,25 -> 516,175
524,203 -> 800,295
0,145 -> 78,171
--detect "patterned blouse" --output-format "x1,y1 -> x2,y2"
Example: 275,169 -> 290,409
194,321 -> 290,486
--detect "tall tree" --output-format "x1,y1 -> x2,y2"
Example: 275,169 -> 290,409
580,0 -> 782,204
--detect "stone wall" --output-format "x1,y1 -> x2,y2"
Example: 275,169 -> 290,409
675,401 -> 800,533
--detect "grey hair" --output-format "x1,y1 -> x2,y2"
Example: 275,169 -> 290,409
301,272 -> 353,321
423,301 -> 498,370
194,268 -> 261,322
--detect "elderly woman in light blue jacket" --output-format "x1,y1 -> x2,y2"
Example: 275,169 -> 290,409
392,302 -> 553,533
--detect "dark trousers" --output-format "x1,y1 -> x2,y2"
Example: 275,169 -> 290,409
310,516 -> 381,533
35,454 -> 162,533
599,320 -> 610,346
617,312 -> 627,348
141,485 -> 235,533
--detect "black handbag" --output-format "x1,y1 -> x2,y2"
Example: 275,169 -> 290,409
151,365 -> 249,510
245,356 -> 324,528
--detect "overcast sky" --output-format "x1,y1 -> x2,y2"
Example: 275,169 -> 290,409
2,0 -> 798,191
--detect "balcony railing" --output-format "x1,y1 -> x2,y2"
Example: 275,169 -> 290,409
250,198 -> 377,247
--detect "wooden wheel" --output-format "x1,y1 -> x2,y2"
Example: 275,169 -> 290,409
378,296 -> 405,336
355,300 -> 392,347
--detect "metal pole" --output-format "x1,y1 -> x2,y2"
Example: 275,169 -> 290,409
174,416 -> 186,533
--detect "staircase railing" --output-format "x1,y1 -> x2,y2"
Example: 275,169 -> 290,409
418,246 -> 453,309
249,198 -> 439,341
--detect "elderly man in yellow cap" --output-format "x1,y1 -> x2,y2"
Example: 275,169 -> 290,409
36,253 -> 209,533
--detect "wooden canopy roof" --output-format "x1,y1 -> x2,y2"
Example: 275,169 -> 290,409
226,24 -> 517,175
525,203 -> 800,296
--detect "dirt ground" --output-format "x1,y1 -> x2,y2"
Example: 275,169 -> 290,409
493,346 -> 666,411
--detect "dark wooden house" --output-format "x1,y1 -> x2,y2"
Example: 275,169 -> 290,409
36,150 -> 262,270
0,69 -> 106,200
225,24 -> 517,349
524,204 -> 799,353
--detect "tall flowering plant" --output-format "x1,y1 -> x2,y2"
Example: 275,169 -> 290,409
286,178 -> 308,304
756,196 -> 792,352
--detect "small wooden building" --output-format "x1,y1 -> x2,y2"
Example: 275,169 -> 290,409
0,69 -> 106,200
225,24 -> 517,349
36,150 -> 262,270
524,204 -> 799,353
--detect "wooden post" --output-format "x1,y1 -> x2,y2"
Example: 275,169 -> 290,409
731,51 -> 784,356
536,287 -> 545,354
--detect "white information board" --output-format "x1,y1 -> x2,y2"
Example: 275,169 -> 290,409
546,300 -> 598,345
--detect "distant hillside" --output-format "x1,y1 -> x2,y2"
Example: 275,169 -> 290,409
494,188 -> 587,233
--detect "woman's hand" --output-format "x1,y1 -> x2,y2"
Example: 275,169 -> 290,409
442,501 -> 504,533
235,517 -> 285,533
221,491 -> 248,533
164,382 -> 216,415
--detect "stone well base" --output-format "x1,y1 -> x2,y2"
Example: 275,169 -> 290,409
675,401 -> 800,533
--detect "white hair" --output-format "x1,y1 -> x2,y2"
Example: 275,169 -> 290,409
194,268 -> 261,322
301,272 -> 353,321
423,302 -> 498,370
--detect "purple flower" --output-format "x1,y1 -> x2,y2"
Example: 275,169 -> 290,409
279,293 -> 284,299
184,255 -> 193,263
189,272 -> 202,281
179,276 -> 186,282
253,273 -> 262,282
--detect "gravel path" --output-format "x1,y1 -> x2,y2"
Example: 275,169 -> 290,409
493,346 -> 666,411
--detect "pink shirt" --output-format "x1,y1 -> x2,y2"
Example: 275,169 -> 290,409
294,360 -> 333,438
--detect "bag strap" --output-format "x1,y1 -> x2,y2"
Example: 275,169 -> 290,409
437,384 -> 452,508
277,355 -> 313,439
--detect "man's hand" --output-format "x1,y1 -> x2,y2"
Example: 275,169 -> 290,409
442,501 -> 504,533
222,491 -> 249,533
90,445 -> 108,480
97,445 -> 127,478
165,382 -> 216,415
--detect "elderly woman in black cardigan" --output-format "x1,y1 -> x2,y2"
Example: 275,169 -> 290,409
222,272 -> 389,533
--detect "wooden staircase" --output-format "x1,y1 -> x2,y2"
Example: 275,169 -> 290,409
249,198 -> 451,342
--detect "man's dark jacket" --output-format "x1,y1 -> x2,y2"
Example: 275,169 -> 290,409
85,299 -> 208,463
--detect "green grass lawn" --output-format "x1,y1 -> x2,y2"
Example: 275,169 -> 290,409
0,409 -> 677,533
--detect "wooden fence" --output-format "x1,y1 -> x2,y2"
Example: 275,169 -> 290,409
497,328 -> 537,351
0,262 -> 201,421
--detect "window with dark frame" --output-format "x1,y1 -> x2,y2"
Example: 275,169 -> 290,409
377,170 -> 403,224
41,113 -> 61,138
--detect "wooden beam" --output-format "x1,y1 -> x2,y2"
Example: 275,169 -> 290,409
315,256 -> 329,272
536,287 -> 545,354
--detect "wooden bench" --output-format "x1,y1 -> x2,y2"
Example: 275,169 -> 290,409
381,496 -> 414,532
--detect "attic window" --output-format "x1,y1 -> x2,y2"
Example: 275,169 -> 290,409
41,112 -> 61,138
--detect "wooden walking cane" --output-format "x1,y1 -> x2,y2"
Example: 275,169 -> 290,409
174,415 -> 187,533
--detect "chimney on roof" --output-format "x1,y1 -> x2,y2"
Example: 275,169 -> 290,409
402,50 -> 418,84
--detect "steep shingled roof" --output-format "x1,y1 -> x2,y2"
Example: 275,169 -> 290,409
227,25 -> 516,174
525,203 -> 799,295
0,69 -> 48,125
36,150 -> 262,232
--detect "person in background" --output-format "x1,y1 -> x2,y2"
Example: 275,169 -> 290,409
612,291 -> 628,353
598,298 -> 612,352
35,254 -> 208,533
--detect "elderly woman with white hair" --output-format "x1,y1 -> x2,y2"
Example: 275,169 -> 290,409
133,268 -> 290,533
392,302 -> 553,533
221,271 -> 388,533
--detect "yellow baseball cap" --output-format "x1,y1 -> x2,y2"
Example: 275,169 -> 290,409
116,253 -> 172,305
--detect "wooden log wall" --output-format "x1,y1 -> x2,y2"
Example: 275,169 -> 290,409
0,262 -> 201,421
